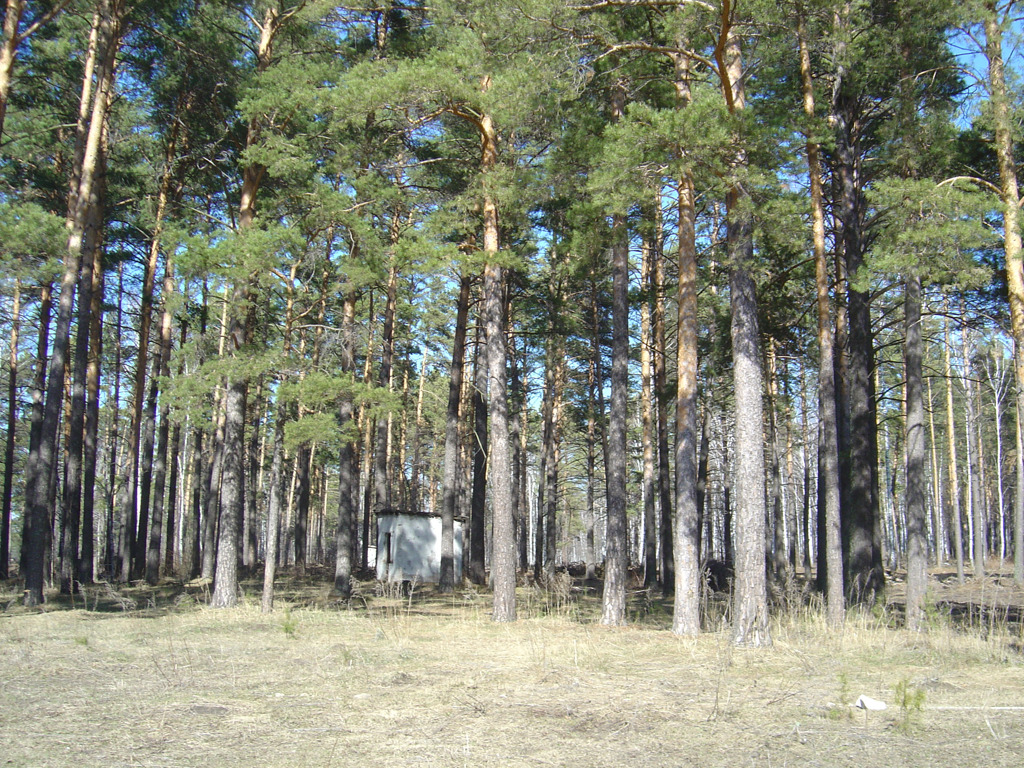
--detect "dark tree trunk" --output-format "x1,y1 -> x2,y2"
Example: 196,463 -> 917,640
211,374 -> 246,608
373,261 -> 399,524
60,199 -> 101,594
146,267 -> 175,583
164,422 -> 181,574
294,443 -> 310,573
188,429 -> 203,579
23,2 -> 119,605
22,280 -> 51,578
836,95 -> 883,603
1,280 -> 20,580
243,383 -> 261,572
201,405 -> 224,581
469,325 -> 488,586
80,241 -> 103,585
652,224 -> 673,594
262,403 -> 286,611
333,287 -> 359,598
439,275 -> 470,592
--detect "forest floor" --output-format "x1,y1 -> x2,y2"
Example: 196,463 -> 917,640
1,565 -> 1023,767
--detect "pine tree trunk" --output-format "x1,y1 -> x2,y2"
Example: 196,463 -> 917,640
479,108 -> 516,622
719,21 -> 769,646
202,401 -> 224,580
768,338 -> 788,581
0,279 -> 20,579
333,287 -> 359,598
468,323 -> 489,585
80,239 -> 103,584
652,221 -> 673,594
799,8 -> 843,622
242,382 -> 262,571
212,373 -> 246,608
411,349 -> 428,514
640,240 -> 657,588
1015,401 -> 1023,583
125,148 -> 177,581
601,81 -> 629,628
262,401 -> 286,611
0,0 -> 25,141
145,256 -> 176,583
60,194 -> 101,594
439,275 -> 470,591
164,421 -> 181,574
211,5 -> 283,607
983,1 -> 1024,585
23,1 -> 120,604
944,312 -> 965,583
962,329 -> 986,578
672,96 -> 701,635
905,274 -> 927,630
373,261 -> 399,524
103,267 -> 120,575
927,376 -> 946,563
585,325 -> 600,582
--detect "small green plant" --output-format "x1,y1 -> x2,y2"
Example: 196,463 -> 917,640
894,678 -> 925,733
74,636 -> 89,647
828,672 -> 853,721
280,607 -> 298,637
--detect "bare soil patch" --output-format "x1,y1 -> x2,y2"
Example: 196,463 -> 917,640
1,571 -> 1022,767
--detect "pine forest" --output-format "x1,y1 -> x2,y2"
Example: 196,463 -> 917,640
4,0 -> 1024,646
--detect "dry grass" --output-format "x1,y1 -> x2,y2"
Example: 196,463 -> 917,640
1,572 -> 1023,768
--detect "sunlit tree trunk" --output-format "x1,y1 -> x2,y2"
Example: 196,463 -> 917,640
719,16 -> 769,646
672,47 -> 700,633
479,108 -> 516,622
601,79 -> 629,627
640,240 -> 657,587
905,274 -> 927,630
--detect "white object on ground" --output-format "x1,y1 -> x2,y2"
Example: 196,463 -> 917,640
853,695 -> 887,711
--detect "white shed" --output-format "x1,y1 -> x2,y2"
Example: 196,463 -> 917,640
375,509 -> 463,584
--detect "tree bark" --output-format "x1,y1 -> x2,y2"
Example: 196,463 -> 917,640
333,286 -> 359,598
22,0 -> 120,605
672,60 -> 701,632
719,19 -> 769,645
211,5 -> 283,608
640,238 -> 657,588
944,310 -> 966,583
469,324 -> 488,585
961,328 -> 986,578
798,7 -> 843,623
904,274 -> 927,630
983,3 -> 1024,582
480,108 -> 516,623
439,275 -> 470,591
601,80 -> 629,628
0,279 -> 20,579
